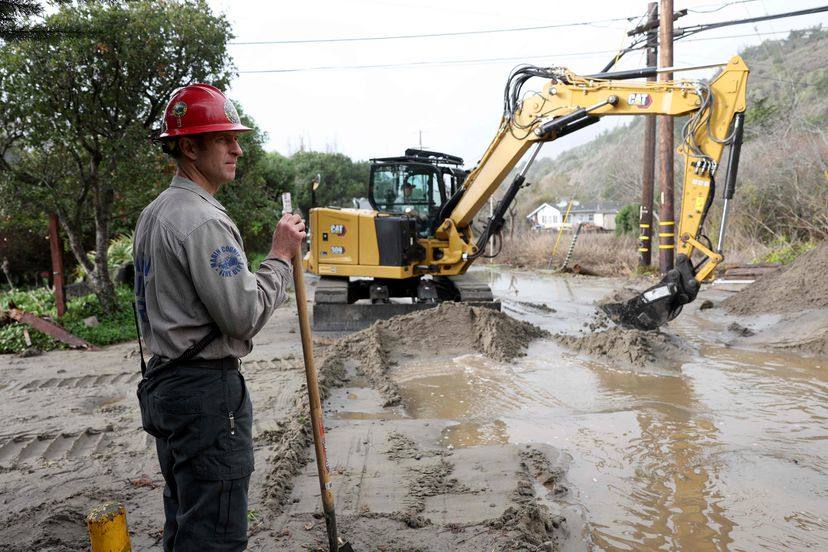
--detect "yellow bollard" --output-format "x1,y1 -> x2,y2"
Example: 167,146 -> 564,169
86,501 -> 132,552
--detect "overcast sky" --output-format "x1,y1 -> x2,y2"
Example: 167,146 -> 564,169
206,0 -> 828,165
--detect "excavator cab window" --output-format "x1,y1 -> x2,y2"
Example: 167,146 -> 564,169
370,163 -> 441,236
369,150 -> 467,237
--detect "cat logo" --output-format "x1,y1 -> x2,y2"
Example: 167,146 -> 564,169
330,224 -> 346,236
627,93 -> 653,109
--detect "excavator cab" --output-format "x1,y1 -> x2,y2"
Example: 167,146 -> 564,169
368,149 -> 467,237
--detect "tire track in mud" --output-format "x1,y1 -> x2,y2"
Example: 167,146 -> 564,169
243,359 -> 307,437
243,358 -> 304,372
8,371 -> 140,391
0,427 -> 117,468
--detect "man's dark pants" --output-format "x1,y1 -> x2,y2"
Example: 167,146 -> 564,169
138,357 -> 254,551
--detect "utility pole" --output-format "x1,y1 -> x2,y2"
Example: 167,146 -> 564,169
639,1 -> 658,268
48,213 -> 66,318
657,0 -> 675,273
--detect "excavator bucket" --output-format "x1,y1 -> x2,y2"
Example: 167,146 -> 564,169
601,255 -> 700,331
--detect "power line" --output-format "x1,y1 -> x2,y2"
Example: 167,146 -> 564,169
675,4 -> 828,38
687,0 -> 757,14
612,3 -> 824,72
229,0 -> 768,46
229,0 -> 769,46
228,15 -> 639,46
672,28 -> 817,43
237,28 -> 801,74
238,49 -> 621,74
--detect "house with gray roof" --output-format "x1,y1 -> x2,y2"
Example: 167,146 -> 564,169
527,200 -> 621,231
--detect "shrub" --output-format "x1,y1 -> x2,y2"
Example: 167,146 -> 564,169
247,251 -> 269,271
755,237 -> 816,265
615,204 -> 640,236
497,231 -> 638,276
73,233 -> 134,282
0,285 -> 135,354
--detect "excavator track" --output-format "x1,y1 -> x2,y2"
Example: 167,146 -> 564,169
312,274 -> 499,331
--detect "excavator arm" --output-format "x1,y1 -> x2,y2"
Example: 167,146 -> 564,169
435,56 -> 748,329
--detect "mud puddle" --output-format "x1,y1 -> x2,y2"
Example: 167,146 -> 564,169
330,268 -> 828,551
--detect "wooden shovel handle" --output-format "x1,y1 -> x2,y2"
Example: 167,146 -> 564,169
291,252 -> 340,552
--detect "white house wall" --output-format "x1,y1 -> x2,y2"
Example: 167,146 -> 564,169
528,202 -> 619,231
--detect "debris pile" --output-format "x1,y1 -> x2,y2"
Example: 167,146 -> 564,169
552,288 -> 692,372
722,242 -> 828,315
555,327 -> 687,371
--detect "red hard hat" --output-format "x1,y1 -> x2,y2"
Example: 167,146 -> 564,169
158,83 -> 251,138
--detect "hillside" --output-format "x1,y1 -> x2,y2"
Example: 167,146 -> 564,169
513,26 -> 828,243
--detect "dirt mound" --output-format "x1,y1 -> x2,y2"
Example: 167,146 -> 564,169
1,502 -> 88,552
722,242 -> 828,315
773,332 -> 828,356
550,285 -> 692,372
555,327 -> 689,372
373,302 -> 549,362
332,303 -> 549,406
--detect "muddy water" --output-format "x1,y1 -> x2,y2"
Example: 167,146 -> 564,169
387,270 -> 827,551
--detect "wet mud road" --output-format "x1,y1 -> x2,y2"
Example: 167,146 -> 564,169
0,268 -> 825,551
367,269 -> 826,551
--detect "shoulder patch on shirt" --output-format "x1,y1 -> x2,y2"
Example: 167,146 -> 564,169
210,245 -> 244,278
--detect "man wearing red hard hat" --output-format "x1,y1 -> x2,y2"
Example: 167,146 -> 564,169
133,84 -> 304,551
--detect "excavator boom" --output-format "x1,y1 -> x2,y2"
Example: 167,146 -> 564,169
440,57 -> 748,329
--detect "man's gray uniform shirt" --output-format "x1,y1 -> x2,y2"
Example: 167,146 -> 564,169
133,175 -> 292,360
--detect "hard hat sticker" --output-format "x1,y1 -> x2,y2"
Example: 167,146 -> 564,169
210,245 -> 244,278
224,99 -> 241,124
171,101 -> 188,127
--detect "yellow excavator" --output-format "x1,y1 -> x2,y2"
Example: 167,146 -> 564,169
305,56 -> 749,331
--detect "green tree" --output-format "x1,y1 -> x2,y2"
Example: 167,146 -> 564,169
262,151 -> 295,192
289,151 -> 369,215
0,1 -> 77,42
615,203 -> 640,236
0,0 -> 234,312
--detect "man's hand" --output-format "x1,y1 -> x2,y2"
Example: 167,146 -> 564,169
269,213 -> 306,263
